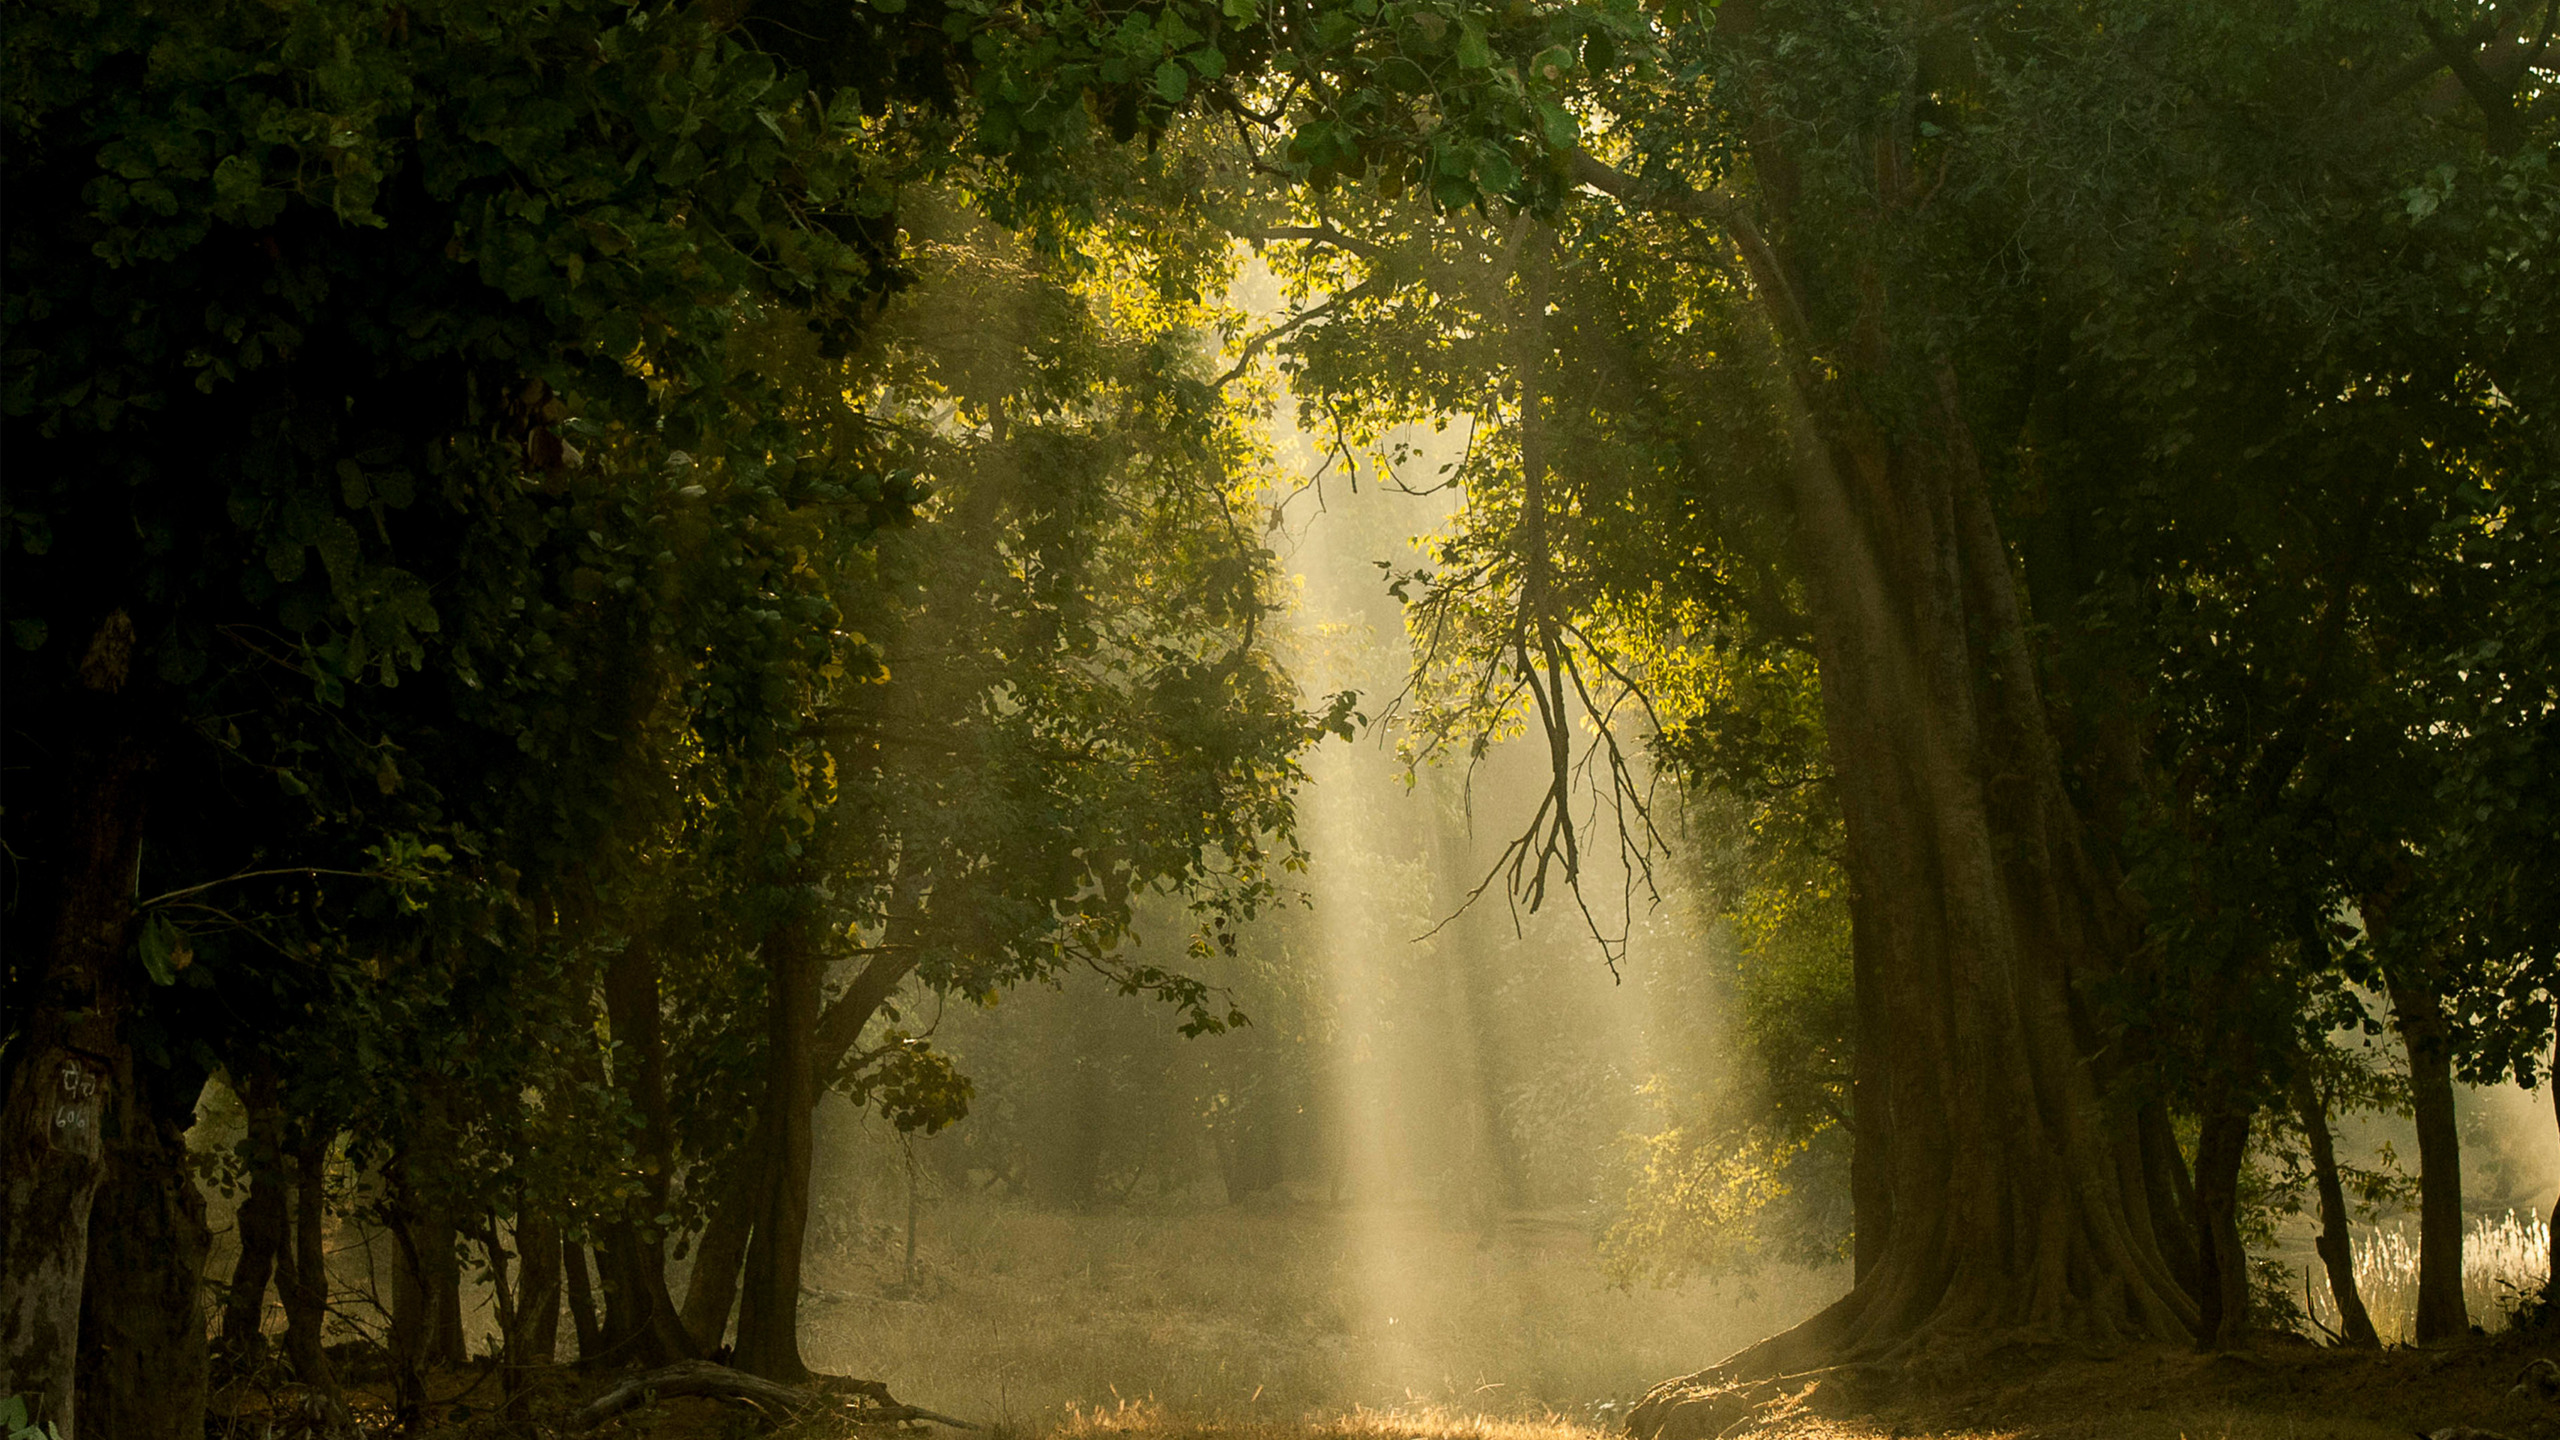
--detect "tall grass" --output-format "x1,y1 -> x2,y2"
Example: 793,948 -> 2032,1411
2302,1209 -> 2551,1342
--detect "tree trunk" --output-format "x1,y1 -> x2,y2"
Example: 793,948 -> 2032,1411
1576,156 -> 2203,1392
2189,1101 -> 2253,1351
707,916 -> 921,1374
74,1055 -> 210,1440
219,1098 -> 289,1364
275,1128 -> 352,1432
512,1216 -> 563,1366
679,1163 -> 760,1351
598,940 -> 699,1366
476,1214 -> 517,1398
427,1213 -> 466,1366
2139,1100 -> 2205,1302
1847,892 -> 1892,1282
392,1205 -> 466,1376
563,1240 -> 602,1363
390,1217 -> 427,1395
733,913 -> 822,1383
2292,1071 -> 2380,1346
1696,354 -> 2200,1372
596,1223 -> 697,1366
2388,975 -> 2469,1342
0,719 -> 148,1439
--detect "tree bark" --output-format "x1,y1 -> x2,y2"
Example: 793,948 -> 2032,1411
708,917 -> 922,1372
679,1162 -> 760,1351
733,913 -> 823,1382
74,1055 -> 209,1440
0,719 -> 148,1439
2292,1070 -> 2380,1346
275,1128 -> 352,1432
2388,974 -> 2469,1342
219,1098 -> 289,1364
598,938 -> 699,1366
391,1205 -> 466,1379
511,1215 -> 563,1366
427,1213 -> 466,1366
1847,892 -> 1892,1283
1576,152 -> 2203,1391
563,1240 -> 603,1363
2189,1102 -> 2253,1351
2139,1100 -> 2205,1302
1709,354 -> 2198,1369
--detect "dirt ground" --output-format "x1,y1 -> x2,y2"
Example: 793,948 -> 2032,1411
211,1328 -> 2560,1440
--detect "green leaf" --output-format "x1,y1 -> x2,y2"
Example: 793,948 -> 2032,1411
1154,60 -> 1189,102
1456,20 -> 1492,69
1536,100 -> 1578,151
139,912 -> 190,986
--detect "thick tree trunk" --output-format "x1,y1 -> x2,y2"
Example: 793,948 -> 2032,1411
0,718 -> 148,1439
1574,159 -> 2200,1395
74,1055 -> 210,1440
2292,1071 -> 2380,1346
2189,1101 -> 2253,1350
2387,975 -> 2469,1342
733,913 -> 822,1382
1698,366 -> 2200,1374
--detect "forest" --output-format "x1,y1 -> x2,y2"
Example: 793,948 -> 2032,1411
1,1 -> 2555,1438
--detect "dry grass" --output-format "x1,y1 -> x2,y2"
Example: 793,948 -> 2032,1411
2301,1209 -> 2552,1342
785,1196 -> 1841,1431
739,1335 -> 2560,1440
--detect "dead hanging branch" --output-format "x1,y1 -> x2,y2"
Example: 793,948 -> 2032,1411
568,1361 -> 981,1432
1396,223 -> 1669,973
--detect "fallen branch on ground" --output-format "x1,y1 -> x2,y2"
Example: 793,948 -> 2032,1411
568,1360 -> 982,1432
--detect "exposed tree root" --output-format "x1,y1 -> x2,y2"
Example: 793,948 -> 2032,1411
568,1361 -> 981,1432
1624,1366 -> 1879,1440
1626,1308 -> 2145,1440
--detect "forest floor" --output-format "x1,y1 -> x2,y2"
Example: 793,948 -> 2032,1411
313,1331 -> 2560,1440
217,1199 -> 2557,1440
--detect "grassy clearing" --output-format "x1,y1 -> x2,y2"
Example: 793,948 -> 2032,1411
787,1195 -> 1839,1429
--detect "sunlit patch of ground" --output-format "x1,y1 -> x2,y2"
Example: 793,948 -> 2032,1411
785,1196 -> 1841,1429
366,1327 -> 2559,1440
765,1335 -> 2555,1440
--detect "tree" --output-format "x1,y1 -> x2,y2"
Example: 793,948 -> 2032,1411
1234,0 -> 2559,1377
